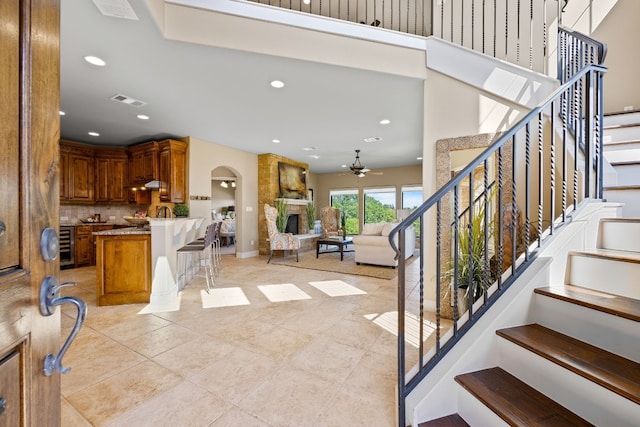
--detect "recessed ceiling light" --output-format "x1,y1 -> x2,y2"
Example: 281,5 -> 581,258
303,146 -> 317,151
272,139 -> 280,144
84,55 -> 106,66
59,111 -> 66,116
309,155 -> 319,159
270,80 -> 285,89
380,119 -> 391,125
137,114 -> 149,120
341,164 -> 347,168
88,131 -> 100,137
363,136 -> 382,143
417,156 -> 423,160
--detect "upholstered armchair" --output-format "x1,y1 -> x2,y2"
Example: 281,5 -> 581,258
264,204 -> 300,263
320,206 -> 341,238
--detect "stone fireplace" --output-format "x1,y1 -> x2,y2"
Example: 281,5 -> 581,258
257,153 -> 313,256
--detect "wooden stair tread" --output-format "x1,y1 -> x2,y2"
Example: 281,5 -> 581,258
497,324 -> 640,404
535,285 -> 640,322
418,413 -> 469,427
569,248 -> 640,263
455,367 -> 592,426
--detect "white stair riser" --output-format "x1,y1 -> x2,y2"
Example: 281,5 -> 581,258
603,112 -> 640,128
566,255 -> 640,299
498,339 -> 640,427
603,189 -> 640,218
603,128 -> 640,145
456,387 -> 508,427
599,220 -> 640,252
609,163 -> 640,186
531,293 -> 640,362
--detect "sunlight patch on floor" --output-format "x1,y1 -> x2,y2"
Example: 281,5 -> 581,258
366,311 -> 437,348
200,287 -> 250,308
308,280 -> 367,297
258,283 -> 312,302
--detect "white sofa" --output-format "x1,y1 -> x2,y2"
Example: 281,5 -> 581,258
352,222 -> 416,267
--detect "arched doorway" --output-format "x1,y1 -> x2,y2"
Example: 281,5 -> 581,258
211,166 -> 238,255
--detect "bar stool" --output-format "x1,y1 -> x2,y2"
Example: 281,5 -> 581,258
211,220 -> 223,277
176,223 -> 216,293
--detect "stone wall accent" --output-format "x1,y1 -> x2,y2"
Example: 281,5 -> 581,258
258,154 -> 310,256
435,132 -> 511,319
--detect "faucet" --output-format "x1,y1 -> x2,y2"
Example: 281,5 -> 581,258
157,206 -> 173,218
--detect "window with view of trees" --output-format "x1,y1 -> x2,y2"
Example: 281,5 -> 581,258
402,185 -> 422,210
330,189 -> 359,235
401,185 -> 422,237
364,187 -> 396,224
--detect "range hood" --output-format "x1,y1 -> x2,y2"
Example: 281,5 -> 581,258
144,180 -> 164,189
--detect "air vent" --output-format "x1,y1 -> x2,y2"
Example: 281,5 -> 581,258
110,93 -> 147,107
91,0 -> 139,20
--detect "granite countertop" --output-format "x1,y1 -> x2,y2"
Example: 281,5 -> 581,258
60,222 -> 130,227
92,227 -> 151,236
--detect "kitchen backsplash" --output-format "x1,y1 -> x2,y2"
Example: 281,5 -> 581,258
60,204 -> 147,224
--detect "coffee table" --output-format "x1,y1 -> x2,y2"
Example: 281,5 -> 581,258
316,237 -> 353,261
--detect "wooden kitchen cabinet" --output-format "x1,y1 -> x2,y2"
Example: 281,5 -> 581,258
127,141 -> 158,185
95,149 -> 127,203
95,233 -> 152,306
60,141 -> 95,203
75,224 -> 113,267
158,139 -> 188,203
74,225 -> 93,267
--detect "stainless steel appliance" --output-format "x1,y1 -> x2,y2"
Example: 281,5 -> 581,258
59,226 -> 74,269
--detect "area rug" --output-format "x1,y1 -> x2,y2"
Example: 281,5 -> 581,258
270,249 -> 418,280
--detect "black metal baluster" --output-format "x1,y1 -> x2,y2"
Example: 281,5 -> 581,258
511,135 -> 517,275
467,170 -> 474,317
538,112 -> 544,241
550,103 -> 556,235
525,122 -> 531,255
562,86 -> 568,220
453,185 -> 460,329
435,203 -> 441,353
497,146 -> 504,287
483,159 -> 489,304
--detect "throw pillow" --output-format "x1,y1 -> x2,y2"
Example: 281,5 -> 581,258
362,222 -> 386,235
381,222 -> 399,237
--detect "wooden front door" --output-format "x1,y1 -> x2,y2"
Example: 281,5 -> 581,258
0,0 -> 62,425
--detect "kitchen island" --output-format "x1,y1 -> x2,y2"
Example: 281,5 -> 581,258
141,217 -> 209,313
93,227 -> 152,306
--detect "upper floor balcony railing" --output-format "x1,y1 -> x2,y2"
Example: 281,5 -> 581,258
244,0 -> 566,74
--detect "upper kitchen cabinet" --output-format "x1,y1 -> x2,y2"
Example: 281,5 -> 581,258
127,141 -> 158,185
60,140 -> 95,203
158,139 -> 188,203
95,149 -> 127,203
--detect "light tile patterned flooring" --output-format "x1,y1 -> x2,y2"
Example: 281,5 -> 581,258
59,251 -> 441,426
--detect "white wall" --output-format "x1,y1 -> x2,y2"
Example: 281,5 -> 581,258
187,136 -> 259,258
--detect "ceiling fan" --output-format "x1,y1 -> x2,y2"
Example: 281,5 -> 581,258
348,149 -> 382,177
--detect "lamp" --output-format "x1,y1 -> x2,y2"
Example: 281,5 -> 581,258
231,181 -> 236,188
220,181 -> 228,188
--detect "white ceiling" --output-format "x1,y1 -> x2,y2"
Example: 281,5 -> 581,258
59,0 -> 425,174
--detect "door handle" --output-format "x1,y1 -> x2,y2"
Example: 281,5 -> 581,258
39,276 -> 87,376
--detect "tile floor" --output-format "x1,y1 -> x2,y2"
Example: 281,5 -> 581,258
59,250 -> 443,426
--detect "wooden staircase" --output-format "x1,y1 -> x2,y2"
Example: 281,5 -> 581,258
418,218 -> 640,426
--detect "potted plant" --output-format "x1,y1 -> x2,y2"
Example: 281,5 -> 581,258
305,202 -> 315,233
273,198 -> 288,233
173,203 -> 189,217
447,188 -> 497,313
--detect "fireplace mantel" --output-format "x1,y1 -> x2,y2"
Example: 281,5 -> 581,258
275,198 -> 311,206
